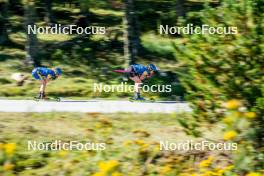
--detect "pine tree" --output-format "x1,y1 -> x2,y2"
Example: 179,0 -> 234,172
44,0 -> 55,24
24,0 -> 40,66
123,0 -> 141,66
174,0 -> 264,145
0,0 -> 10,45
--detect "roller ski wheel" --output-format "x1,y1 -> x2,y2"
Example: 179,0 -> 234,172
149,97 -> 156,102
34,97 -> 61,102
129,97 -> 155,102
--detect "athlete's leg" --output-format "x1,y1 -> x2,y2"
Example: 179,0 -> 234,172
129,76 -> 143,99
40,80 -> 47,98
37,80 -> 47,99
32,69 -> 44,99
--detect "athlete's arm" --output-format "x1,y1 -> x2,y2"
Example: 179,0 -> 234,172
139,74 -> 145,80
36,70 -> 46,80
140,70 -> 151,80
46,75 -> 52,82
146,71 -> 154,79
39,79 -> 47,93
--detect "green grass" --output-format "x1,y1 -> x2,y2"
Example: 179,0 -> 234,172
90,8 -> 124,17
38,34 -> 74,42
0,112 -> 224,175
0,33 -> 183,99
0,6 -> 184,100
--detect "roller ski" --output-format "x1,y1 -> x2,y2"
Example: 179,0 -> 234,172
34,92 -> 61,102
129,93 -> 155,102
129,97 -> 155,102
34,97 -> 61,102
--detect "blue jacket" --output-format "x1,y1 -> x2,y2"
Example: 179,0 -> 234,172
131,64 -> 150,75
32,67 -> 56,80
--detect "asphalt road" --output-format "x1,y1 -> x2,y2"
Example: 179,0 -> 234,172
0,100 -> 192,113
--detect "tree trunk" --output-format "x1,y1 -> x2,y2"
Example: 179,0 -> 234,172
77,0 -> 90,27
176,0 -> 186,17
0,1 -> 10,45
44,0 -> 55,24
123,0 -> 141,67
24,1 -> 40,66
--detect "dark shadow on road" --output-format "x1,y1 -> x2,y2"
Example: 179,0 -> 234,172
60,100 -> 98,102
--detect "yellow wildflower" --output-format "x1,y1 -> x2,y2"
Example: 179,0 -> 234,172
134,139 -> 145,146
92,171 -> 106,176
95,123 -> 102,128
223,131 -> 237,140
245,112 -> 257,119
223,165 -> 234,171
213,167 -> 231,176
207,156 -> 214,161
199,160 -> 212,167
3,163 -> 15,171
58,150 -> 68,157
199,156 -> 213,168
216,169 -> 225,176
246,172 -> 261,176
140,143 -> 149,151
191,174 -> 199,176
200,168 -> 207,173
4,143 -> 16,155
122,140 -> 133,147
179,173 -> 189,176
99,160 -> 119,173
223,116 -> 235,125
202,170 -> 215,176
154,144 -> 160,152
112,172 -> 123,176
160,165 -> 172,174
199,160 -> 211,168
225,100 -> 241,109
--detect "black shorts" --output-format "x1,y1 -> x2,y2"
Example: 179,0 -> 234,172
128,67 -> 140,78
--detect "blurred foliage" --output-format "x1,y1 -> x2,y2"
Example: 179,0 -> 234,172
173,0 -> 263,142
1,112 -> 263,176
174,0 -> 264,113
171,0 -> 264,173
0,111 -> 263,175
0,0 -> 263,175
